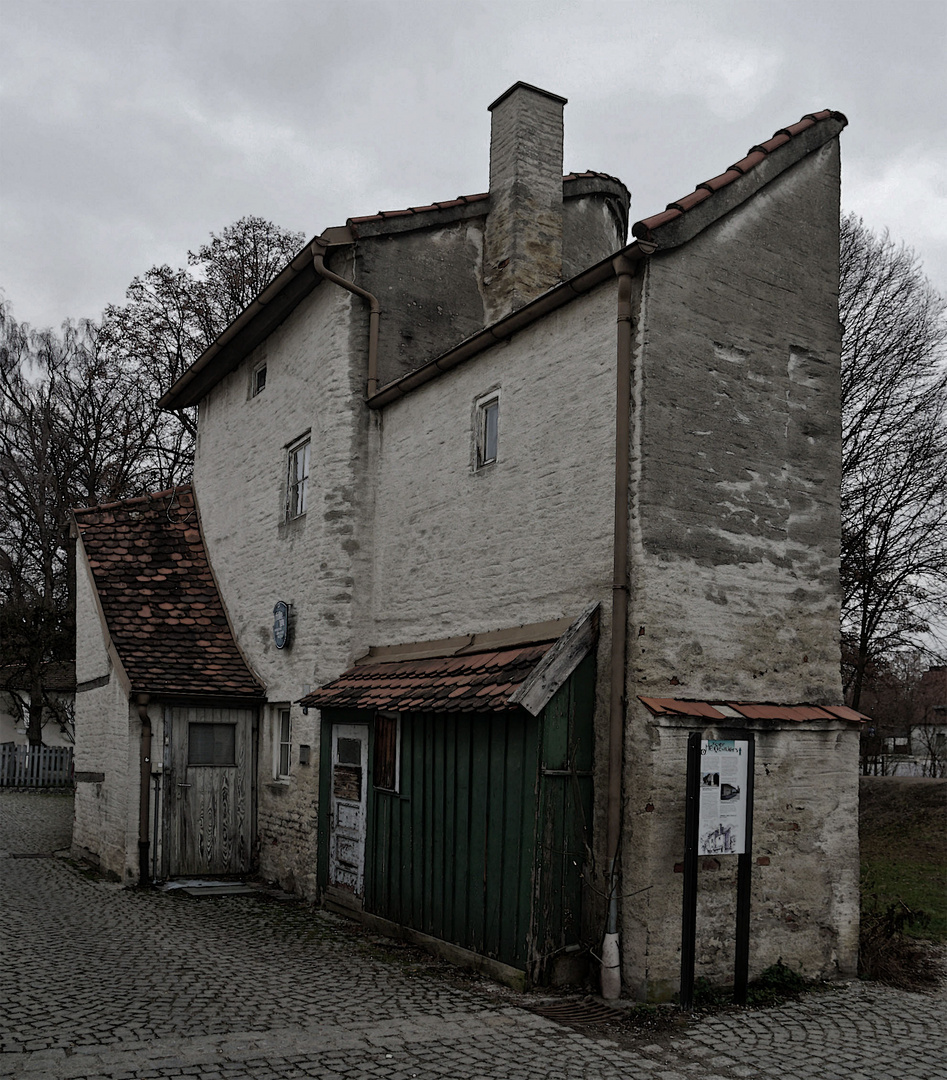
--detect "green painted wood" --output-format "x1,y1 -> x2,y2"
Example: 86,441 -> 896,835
451,715 -> 473,947
326,693 -> 601,977
531,653 -> 596,981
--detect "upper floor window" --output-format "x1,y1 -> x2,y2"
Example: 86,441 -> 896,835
476,393 -> 499,469
286,439 -> 310,518
252,362 -> 267,397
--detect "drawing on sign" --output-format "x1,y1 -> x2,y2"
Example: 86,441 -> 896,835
698,739 -> 748,855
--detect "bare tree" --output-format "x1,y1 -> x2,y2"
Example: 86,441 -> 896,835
0,304 -> 158,742
100,216 -> 305,485
840,215 -> 947,709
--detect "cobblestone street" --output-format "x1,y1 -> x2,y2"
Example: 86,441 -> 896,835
2,791 -> 944,1079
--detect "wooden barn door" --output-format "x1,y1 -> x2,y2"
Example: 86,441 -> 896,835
166,705 -> 255,877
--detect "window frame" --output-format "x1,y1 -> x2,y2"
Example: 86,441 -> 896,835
251,361 -> 267,397
274,708 -> 292,780
373,712 -> 401,794
475,391 -> 500,470
285,438 -> 311,519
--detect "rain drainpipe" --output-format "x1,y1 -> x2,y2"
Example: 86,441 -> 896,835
311,237 -> 381,397
602,254 -> 636,1000
137,695 -> 152,887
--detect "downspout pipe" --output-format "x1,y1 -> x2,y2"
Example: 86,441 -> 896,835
602,254 -> 636,1000
311,237 -> 381,398
136,694 -> 152,887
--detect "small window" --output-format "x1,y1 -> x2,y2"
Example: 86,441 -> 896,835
188,723 -> 236,766
476,394 -> 499,468
337,737 -> 362,765
275,709 -> 291,779
374,713 -> 400,792
252,363 -> 267,396
286,439 -> 310,518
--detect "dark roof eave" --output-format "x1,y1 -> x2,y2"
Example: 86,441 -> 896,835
367,241 -> 651,409
158,229 -> 354,411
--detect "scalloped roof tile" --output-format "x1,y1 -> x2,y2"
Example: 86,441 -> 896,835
73,486 -> 263,699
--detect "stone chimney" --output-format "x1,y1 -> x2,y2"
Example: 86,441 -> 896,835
483,82 -> 567,324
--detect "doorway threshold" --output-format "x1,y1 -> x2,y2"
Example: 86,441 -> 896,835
158,878 -> 295,899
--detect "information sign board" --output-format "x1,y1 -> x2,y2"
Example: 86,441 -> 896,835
697,738 -> 749,855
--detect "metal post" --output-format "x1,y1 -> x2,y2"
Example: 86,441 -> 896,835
680,732 -> 702,1010
733,735 -> 755,1004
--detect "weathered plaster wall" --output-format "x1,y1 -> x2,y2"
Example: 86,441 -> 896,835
623,140 -> 851,996
562,191 -> 629,278
71,540 -> 139,881
623,711 -> 860,1000
193,270 -> 373,897
631,144 -> 843,704
356,220 -> 487,389
370,283 -> 618,644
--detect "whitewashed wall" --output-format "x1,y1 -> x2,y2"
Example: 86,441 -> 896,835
71,536 -> 139,881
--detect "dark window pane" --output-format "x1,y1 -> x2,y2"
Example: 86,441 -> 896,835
188,723 -> 236,766
374,714 -> 399,791
337,737 -> 361,765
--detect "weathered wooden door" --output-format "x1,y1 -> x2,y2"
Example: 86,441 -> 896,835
328,723 -> 368,897
166,706 -> 255,877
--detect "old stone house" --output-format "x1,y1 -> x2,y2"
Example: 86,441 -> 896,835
71,83 -> 865,999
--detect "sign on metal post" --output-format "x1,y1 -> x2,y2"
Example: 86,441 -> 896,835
680,731 -> 755,1010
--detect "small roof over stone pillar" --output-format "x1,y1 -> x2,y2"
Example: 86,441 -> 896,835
484,82 -> 567,324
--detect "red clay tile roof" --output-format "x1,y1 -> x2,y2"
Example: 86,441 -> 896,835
639,697 -> 869,724
633,110 -> 847,244
347,172 -> 626,230
300,643 -> 555,713
73,486 -> 263,699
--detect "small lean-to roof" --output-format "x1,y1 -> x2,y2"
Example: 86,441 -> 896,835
638,698 -> 869,724
300,643 -> 555,713
301,605 -> 599,716
73,486 -> 263,699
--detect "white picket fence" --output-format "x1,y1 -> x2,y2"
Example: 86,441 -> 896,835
0,744 -> 74,788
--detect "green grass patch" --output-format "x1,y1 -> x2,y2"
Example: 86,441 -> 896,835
859,777 -> 947,944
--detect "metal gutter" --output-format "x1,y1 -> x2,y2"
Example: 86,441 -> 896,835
158,226 -> 354,411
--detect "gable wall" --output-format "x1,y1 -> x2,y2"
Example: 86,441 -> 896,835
623,140 -> 854,996
631,143 -> 843,704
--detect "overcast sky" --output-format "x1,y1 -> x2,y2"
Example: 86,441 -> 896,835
2,0 -> 945,332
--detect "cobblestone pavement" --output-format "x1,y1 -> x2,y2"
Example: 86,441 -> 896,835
2,791 -> 944,1080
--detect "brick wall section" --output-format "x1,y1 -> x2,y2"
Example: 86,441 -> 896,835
193,273 -> 371,897
623,141 -> 852,997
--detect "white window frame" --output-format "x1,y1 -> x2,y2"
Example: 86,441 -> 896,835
274,708 -> 292,780
475,391 -> 500,469
286,439 -> 310,519
251,361 -> 267,397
